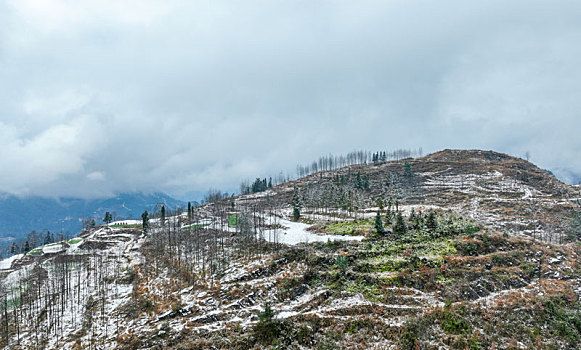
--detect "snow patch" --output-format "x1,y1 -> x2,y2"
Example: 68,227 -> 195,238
0,254 -> 23,270
273,219 -> 364,245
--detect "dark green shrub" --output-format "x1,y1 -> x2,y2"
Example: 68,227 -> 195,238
254,303 -> 280,345
440,310 -> 471,335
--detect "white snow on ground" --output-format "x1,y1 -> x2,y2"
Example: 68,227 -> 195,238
42,243 -> 66,254
273,219 -> 364,245
0,254 -> 23,269
522,188 -> 533,199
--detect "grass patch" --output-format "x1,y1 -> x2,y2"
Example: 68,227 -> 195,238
325,219 -> 374,236
27,248 -> 43,255
110,223 -> 142,228
229,214 -> 238,227
68,238 -> 83,244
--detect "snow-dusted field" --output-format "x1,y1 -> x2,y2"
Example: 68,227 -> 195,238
274,219 -> 364,245
0,254 -> 23,270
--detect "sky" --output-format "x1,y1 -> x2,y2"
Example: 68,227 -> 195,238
1,0 -> 580,199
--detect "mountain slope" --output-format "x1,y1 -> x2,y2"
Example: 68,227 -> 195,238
0,149 -> 580,349
239,149 -> 581,242
0,192 -> 184,239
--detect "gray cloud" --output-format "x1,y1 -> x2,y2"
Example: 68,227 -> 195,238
1,0 -> 580,198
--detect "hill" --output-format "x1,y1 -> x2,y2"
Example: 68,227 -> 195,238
241,149 -> 581,242
0,192 -> 184,241
0,149 -> 579,349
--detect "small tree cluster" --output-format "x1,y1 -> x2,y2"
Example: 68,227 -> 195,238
103,212 -> 113,225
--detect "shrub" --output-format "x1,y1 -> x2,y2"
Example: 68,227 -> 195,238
440,310 -> 471,335
334,255 -> 349,273
254,303 -> 280,345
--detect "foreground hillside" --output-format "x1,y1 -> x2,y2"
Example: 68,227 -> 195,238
0,149 -> 580,349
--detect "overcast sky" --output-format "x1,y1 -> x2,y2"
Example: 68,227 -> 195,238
1,0 -> 580,199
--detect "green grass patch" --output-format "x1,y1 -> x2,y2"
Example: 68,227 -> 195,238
229,214 -> 238,227
325,219 -> 374,236
109,223 -> 142,228
68,238 -> 83,244
27,248 -> 43,255
363,235 -> 456,259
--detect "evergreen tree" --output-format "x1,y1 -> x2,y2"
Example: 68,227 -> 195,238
384,208 -> 393,225
292,186 -> 302,221
376,198 -> 384,212
293,207 -> 300,221
142,211 -> 149,234
427,211 -> 438,232
394,212 -> 407,235
104,212 -> 113,224
254,303 -> 279,344
375,212 -> 384,235
404,161 -> 413,185
355,172 -> 363,189
415,210 -> 424,229
43,231 -> 54,245
22,241 -> 30,253
187,202 -> 192,222
363,175 -> 370,190
251,177 -> 270,193
10,243 -> 19,255
161,205 -> 166,226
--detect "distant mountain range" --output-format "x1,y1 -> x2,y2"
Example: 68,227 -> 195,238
0,192 -> 184,240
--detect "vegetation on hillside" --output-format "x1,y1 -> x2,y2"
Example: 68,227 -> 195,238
1,149 -> 580,349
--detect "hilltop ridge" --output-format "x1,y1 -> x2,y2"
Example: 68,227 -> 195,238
239,149 -> 580,242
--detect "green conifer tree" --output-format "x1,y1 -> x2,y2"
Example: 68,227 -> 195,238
104,212 -> 113,224
44,231 -> 54,245
142,211 -> 149,234
292,186 -> 302,221
10,243 -> 19,255
254,302 -> 279,344
22,241 -> 30,253
394,212 -> 407,235
187,202 -> 192,222
427,211 -> 437,232
375,212 -> 384,235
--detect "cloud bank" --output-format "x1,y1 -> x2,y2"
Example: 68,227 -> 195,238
1,0 -> 580,198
